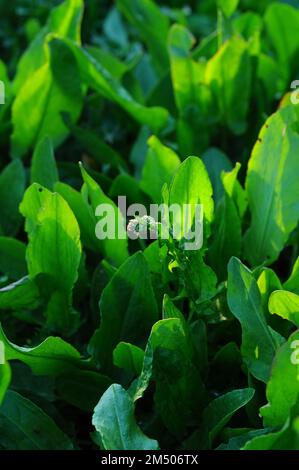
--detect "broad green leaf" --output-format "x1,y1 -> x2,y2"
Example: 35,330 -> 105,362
140,136 -> 180,204
134,318 -> 206,438
89,252 -> 158,372
260,330 -> 299,428
0,237 -> 26,279
0,362 -> 11,405
202,388 -> 254,447
54,38 -> 169,134
0,160 -> 25,236
13,0 -> 83,91
269,290 -> 299,327
209,164 -> 242,280
0,390 -> 73,450
227,257 -> 281,382
0,277 -> 41,311
31,137 -> 58,190
113,342 -> 144,375
244,106 -> 299,265
244,400 -> 299,450
205,36 -> 251,134
168,156 -> 214,241
168,24 -> 213,154
117,0 -> 169,75
12,39 -> 83,157
20,184 -> 81,334
0,324 -> 87,376
80,165 -> 128,266
217,0 -> 239,18
92,384 -> 159,450
264,3 -> 299,85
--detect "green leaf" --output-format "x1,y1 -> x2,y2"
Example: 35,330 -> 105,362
63,115 -> 126,170
56,370 -> 112,412
209,163 -> 242,280
260,330 -> 299,428
0,323 -> 87,376
13,0 -> 83,92
202,388 -> 254,446
20,183 -> 81,334
264,3 -> 299,84
217,0 -> 239,18
168,156 -> 214,241
0,237 -> 27,279
12,39 -> 83,157
0,277 -> 41,311
257,268 -> 282,313
134,318 -> 206,438
284,256 -> 299,294
0,390 -> 73,450
244,399 -> 299,450
269,290 -> 299,327
55,38 -> 169,134
227,257 -> 282,382
244,106 -> 299,265
202,147 -> 232,206
117,0 -> 169,76
206,36 -> 251,134
31,137 -> 59,190
113,342 -> 144,375
0,160 -> 25,236
89,252 -> 158,372
140,136 -> 180,204
93,384 -> 159,450
0,362 -> 11,405
54,181 -> 102,253
80,164 -> 128,266
168,24 -> 213,154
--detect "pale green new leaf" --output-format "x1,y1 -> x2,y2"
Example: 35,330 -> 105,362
205,36 -> 251,134
12,39 -> 83,157
168,156 -> 214,241
20,184 -> 81,333
13,0 -> 83,91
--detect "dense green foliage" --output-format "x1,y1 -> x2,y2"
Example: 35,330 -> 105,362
1,0 -> 299,450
